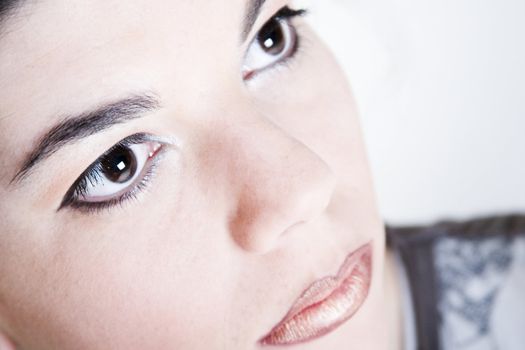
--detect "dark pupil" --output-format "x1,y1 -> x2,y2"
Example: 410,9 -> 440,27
258,19 -> 285,55
101,145 -> 137,183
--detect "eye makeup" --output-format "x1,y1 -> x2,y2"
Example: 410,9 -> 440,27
243,6 -> 308,80
56,6 -> 310,215
59,133 -> 172,214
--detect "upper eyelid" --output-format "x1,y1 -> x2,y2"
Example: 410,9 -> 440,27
10,94 -> 162,187
242,8 -> 305,81
79,133 -> 176,179
58,133 -> 178,210
273,7 -> 307,21
244,5 -> 301,45
60,158 -> 161,214
75,133 -> 176,186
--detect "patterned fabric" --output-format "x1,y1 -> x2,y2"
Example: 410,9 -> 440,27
435,236 -> 524,350
387,214 -> 525,350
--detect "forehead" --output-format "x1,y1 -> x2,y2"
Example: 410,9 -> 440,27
0,0 -> 246,99
0,0 -> 250,175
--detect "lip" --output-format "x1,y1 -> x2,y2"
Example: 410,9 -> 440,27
259,242 -> 373,346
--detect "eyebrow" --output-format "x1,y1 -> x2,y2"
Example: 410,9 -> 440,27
10,93 -> 161,185
8,1 -> 263,185
242,0 -> 267,42
0,0 -> 21,24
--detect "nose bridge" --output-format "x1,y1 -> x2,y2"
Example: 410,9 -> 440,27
226,110 -> 337,253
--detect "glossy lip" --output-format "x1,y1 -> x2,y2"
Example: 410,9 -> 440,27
258,242 -> 373,346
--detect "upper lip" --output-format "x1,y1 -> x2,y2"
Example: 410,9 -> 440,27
260,243 -> 372,345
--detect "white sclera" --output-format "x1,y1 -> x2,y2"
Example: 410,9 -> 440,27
243,19 -> 296,75
80,143 -> 157,202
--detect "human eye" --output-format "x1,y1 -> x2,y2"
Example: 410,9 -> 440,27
59,133 -> 169,213
242,6 -> 307,80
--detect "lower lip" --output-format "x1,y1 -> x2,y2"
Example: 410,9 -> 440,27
259,243 -> 372,346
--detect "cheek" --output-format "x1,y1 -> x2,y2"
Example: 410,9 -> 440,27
0,193 -> 235,349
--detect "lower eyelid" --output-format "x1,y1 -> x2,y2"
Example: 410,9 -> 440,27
245,28 -> 304,82
59,141 -> 170,213
68,159 -> 160,214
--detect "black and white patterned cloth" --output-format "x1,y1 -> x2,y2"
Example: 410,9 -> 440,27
387,214 -> 525,350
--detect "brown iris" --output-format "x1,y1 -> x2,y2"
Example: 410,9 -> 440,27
257,18 -> 286,55
100,145 -> 137,183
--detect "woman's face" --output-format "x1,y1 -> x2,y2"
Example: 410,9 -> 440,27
0,0 -> 386,349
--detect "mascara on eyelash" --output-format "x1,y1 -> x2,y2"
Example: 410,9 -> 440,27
57,133 -> 172,212
274,7 -> 308,21
66,161 -> 159,214
244,6 -> 306,81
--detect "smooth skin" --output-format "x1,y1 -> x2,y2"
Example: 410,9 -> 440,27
0,0 -> 399,349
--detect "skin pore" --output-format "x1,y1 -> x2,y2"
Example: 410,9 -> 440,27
0,0 -> 401,349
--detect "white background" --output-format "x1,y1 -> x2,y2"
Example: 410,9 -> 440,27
301,0 -> 525,225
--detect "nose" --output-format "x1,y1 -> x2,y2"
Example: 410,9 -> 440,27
226,115 -> 337,253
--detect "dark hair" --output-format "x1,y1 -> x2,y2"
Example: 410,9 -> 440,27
0,0 -> 21,27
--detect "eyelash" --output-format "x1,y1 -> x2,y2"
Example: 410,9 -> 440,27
244,6 -> 308,80
59,133 -> 165,214
58,7 -> 307,215
272,8 -> 307,63
270,7 -> 307,33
